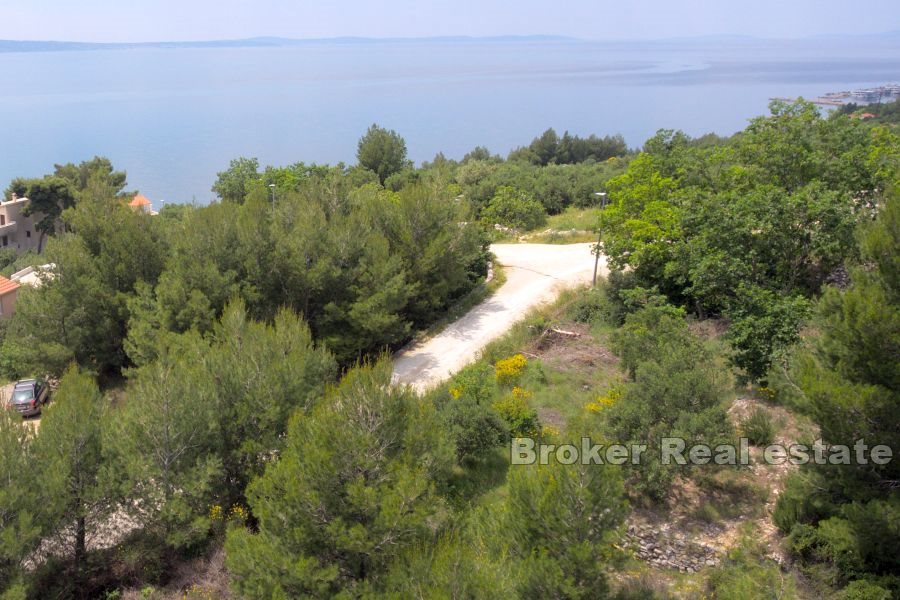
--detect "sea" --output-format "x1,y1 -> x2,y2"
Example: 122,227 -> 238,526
1,36 -> 899,204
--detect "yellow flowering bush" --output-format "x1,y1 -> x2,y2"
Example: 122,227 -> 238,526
495,354 -> 528,386
511,386 -> 532,400
541,424 -> 560,438
493,388 -> 540,436
757,386 -> 777,401
228,504 -> 249,525
585,388 -> 621,413
182,585 -> 215,600
208,504 -> 223,521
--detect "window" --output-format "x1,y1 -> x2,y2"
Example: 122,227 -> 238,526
25,231 -> 30,238
0,215 -> 5,225
1,236 -> 7,247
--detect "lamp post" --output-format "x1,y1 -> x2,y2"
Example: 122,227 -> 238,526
592,192 -> 608,287
268,184 -> 276,208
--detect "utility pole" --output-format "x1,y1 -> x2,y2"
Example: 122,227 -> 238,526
269,184 -> 276,209
592,192 -> 608,287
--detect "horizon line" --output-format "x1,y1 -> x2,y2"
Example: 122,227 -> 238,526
1,29 -> 899,48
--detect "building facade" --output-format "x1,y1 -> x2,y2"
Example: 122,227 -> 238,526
0,195 -> 41,252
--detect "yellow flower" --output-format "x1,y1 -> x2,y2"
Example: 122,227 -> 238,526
585,388 -> 621,413
758,386 -> 777,401
448,387 -> 462,399
208,504 -> 223,521
495,354 -> 527,385
511,386 -> 532,399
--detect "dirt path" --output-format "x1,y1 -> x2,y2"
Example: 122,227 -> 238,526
392,243 -> 604,391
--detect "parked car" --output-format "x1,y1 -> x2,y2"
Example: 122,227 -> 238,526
5,378 -> 50,417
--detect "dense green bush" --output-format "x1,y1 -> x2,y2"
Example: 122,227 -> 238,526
773,471 -> 835,533
840,580 -> 892,600
605,303 -> 733,500
481,186 -> 547,231
567,284 -> 622,325
442,396 -> 507,462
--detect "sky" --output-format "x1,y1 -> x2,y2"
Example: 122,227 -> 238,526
2,0 -> 899,42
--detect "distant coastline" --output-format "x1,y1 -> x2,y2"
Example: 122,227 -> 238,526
0,35 -> 577,53
1,30 -> 899,53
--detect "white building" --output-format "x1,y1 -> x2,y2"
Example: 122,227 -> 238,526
0,195 -> 41,252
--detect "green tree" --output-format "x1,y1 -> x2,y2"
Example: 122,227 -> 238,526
105,339 -> 222,548
5,157 -> 128,253
504,446 -> 627,598
725,285 -> 811,383
212,157 -> 261,204
380,528 -> 516,597
226,361 -> 454,597
31,368 -> 109,575
356,124 -> 410,184
1,192 -> 167,378
601,153 -> 682,294
0,235 -> 123,378
52,156 -> 128,197
0,412 -> 40,595
773,192 -> 900,588
18,177 -> 76,252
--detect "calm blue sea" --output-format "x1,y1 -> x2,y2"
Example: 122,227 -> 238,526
1,38 -> 898,204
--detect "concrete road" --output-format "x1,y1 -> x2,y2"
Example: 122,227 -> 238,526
392,243 -> 606,392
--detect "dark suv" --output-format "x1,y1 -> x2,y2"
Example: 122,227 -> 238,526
6,379 -> 50,417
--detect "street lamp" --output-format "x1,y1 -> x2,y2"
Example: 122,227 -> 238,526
268,184 -> 276,208
592,192 -> 608,287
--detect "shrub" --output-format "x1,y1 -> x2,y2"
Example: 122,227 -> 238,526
442,397 -> 507,462
611,301 -> 694,379
449,362 -> 496,405
584,388 -> 620,413
707,528 -> 799,599
789,518 -> 865,585
741,407 -> 775,446
481,186 -> 547,231
568,285 -> 620,325
840,580 -> 891,600
724,286 -> 811,384
773,471 -> 834,533
605,339 -> 731,501
493,388 -> 541,437
495,354 -> 528,386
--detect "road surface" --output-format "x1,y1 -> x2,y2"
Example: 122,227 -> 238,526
392,243 -> 606,391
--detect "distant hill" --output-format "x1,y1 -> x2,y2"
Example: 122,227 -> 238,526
0,35 -> 575,53
2,31 -> 899,54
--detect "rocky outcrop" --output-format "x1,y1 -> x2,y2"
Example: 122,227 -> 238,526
623,523 -> 723,573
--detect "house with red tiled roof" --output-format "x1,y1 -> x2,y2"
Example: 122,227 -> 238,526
0,275 -> 20,319
129,193 -> 153,213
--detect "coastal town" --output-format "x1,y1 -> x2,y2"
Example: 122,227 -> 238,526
772,82 -> 900,107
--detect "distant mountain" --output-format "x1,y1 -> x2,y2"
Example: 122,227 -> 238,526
0,35 -> 575,53
2,31 -> 898,53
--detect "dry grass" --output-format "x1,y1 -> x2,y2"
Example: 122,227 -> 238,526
121,546 -> 231,600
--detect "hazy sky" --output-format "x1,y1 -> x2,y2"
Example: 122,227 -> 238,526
3,0 -> 899,42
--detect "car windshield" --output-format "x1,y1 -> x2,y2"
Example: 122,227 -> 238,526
11,389 -> 33,402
